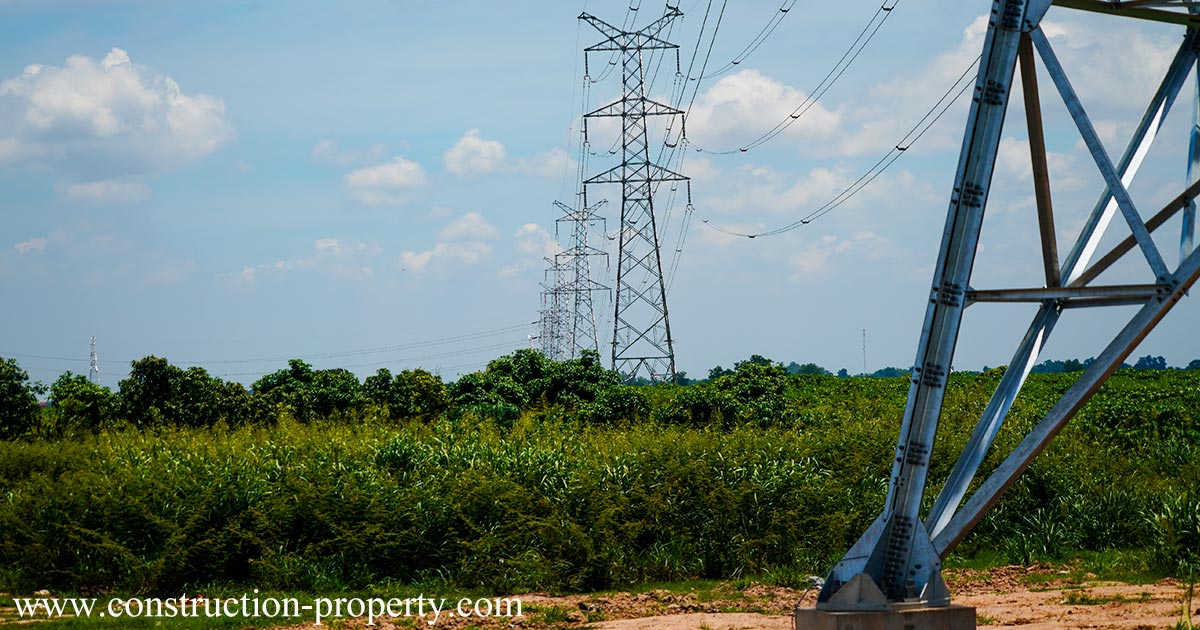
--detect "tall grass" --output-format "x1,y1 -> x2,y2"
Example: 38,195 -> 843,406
0,370 -> 1196,595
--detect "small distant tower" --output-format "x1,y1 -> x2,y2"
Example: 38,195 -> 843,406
88,336 -> 100,384
862,329 -> 867,376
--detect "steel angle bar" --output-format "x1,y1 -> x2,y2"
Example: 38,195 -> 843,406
1020,33 -> 1062,287
1060,29 -> 1199,284
966,284 -> 1165,302
1073,177 -> 1200,287
925,304 -> 1059,540
1185,48 -> 1200,260
1059,296 -> 1158,308
933,246 -> 1200,558
1032,27 -> 1172,280
1053,0 -> 1200,26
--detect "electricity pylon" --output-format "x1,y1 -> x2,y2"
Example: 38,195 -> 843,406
539,256 -> 570,361
580,8 -> 687,383
555,199 -> 610,358
810,0 -> 1200,616
88,336 -> 99,385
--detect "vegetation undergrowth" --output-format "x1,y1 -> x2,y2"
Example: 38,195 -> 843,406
0,350 -> 1196,600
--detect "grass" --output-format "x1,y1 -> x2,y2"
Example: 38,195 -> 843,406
1,369 -> 1196,599
1061,590 -> 1153,605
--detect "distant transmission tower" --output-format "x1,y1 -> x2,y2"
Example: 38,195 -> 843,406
580,7 -> 689,382
88,336 -> 99,384
862,329 -> 867,376
554,199 -> 610,358
538,256 -> 570,361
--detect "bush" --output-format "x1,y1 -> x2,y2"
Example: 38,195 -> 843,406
47,372 -> 118,435
0,358 -> 45,440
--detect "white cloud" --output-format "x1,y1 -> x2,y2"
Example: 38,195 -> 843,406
831,17 -> 985,158
401,212 -> 499,273
56,179 -> 150,204
438,211 -> 500,241
311,139 -> 386,166
234,238 -> 379,285
515,148 -> 576,178
443,129 -> 506,175
144,258 -> 196,285
343,156 -> 429,206
401,241 -> 493,272
500,223 -> 561,276
687,69 -> 841,151
0,47 -> 233,179
790,231 -> 894,279
513,223 -> 557,258
12,236 -> 47,255
1040,17 -> 1175,117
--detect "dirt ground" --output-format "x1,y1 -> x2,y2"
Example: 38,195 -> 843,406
276,565 -> 1195,630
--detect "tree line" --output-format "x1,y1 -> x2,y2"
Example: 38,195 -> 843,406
2,349 -> 1198,440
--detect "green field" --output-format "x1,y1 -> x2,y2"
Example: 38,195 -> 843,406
0,351 -> 1197,599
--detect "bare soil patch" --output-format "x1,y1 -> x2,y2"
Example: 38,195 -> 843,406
274,565 -> 1194,630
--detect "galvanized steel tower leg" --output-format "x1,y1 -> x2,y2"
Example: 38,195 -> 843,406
815,0 -> 1200,613
817,0 -> 1051,608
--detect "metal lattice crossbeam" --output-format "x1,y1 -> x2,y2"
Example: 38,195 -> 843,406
818,0 -> 1200,611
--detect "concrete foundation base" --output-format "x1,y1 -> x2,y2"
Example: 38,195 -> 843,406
794,605 -> 976,630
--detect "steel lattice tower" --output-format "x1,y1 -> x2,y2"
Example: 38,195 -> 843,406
808,0 -> 1200,615
580,8 -> 688,382
554,199 -> 610,358
538,256 -> 571,361
88,336 -> 99,385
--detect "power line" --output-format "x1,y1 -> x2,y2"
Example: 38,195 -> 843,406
693,54 -> 980,238
213,338 -> 532,378
693,0 -> 901,155
0,322 -> 536,368
695,0 -> 798,81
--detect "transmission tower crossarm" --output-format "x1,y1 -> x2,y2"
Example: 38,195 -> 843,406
579,12 -> 624,45
584,162 -> 688,184
637,6 -> 684,39
586,97 -> 684,118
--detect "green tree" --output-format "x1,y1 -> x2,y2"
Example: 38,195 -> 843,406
1133,355 -> 1168,370
48,372 -> 117,433
253,359 -> 363,421
364,367 -> 449,419
119,356 -> 246,427
0,357 -> 44,439
707,365 -> 734,380
786,362 -> 831,376
449,349 -> 623,413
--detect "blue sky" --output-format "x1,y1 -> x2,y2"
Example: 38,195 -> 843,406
1,0 -> 1198,387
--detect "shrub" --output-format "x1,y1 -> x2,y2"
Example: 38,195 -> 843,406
0,358 -> 44,440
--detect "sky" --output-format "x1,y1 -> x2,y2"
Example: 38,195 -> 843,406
1,0 -> 1199,388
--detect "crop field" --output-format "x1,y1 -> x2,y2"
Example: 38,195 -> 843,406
1,351 -> 1197,610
